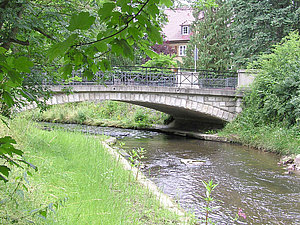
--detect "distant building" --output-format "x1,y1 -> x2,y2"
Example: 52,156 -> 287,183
162,8 -> 197,63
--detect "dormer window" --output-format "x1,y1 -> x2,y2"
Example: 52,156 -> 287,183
181,26 -> 190,35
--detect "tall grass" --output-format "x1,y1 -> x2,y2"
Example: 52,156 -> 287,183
219,120 -> 300,155
22,101 -> 171,129
0,118 -> 183,224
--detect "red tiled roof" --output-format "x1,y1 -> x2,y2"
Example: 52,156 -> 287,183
162,8 -> 199,42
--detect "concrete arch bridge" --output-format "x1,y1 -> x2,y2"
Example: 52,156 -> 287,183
25,67 -> 253,130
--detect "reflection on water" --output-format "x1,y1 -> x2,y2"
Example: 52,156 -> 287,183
41,123 -> 300,224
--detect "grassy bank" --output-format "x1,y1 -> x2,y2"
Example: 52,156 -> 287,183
219,121 -> 299,155
22,101 -> 170,129
0,118 -> 186,224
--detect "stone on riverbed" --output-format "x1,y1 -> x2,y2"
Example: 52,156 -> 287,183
295,154 -> 300,168
180,159 -> 206,166
279,156 -> 294,165
281,154 -> 300,175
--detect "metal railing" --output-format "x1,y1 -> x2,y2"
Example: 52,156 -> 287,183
42,66 -> 238,89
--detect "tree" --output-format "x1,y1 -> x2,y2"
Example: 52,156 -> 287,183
183,0 -> 233,71
0,0 -> 87,115
142,53 -> 177,68
1,0 -> 173,114
230,0 -> 300,67
1,0 -> 173,221
0,0 -> 173,180
242,32 -> 300,127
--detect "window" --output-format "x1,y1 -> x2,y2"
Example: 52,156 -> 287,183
181,26 -> 190,35
179,45 -> 186,56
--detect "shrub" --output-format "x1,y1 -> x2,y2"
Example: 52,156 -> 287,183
134,109 -> 149,124
244,31 -> 300,127
76,111 -> 87,124
142,54 -> 177,68
221,32 -> 300,155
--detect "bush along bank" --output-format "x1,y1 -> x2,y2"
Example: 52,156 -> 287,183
0,118 -> 187,224
21,101 -> 171,129
218,32 -> 300,171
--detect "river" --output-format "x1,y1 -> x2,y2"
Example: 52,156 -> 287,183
42,123 -> 300,225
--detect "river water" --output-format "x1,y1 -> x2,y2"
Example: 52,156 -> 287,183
42,123 -> 300,225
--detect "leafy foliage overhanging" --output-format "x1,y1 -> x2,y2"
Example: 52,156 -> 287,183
0,0 -> 173,182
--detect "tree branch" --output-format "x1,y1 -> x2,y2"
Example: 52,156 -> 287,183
93,50 -> 111,59
33,27 -> 56,41
72,0 -> 150,48
9,38 -> 29,46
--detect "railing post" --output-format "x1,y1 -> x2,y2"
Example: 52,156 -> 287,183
146,67 -> 148,86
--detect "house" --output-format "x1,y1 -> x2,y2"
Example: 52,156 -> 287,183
162,8 -> 197,63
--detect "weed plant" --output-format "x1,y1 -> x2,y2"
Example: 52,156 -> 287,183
0,118 -> 184,224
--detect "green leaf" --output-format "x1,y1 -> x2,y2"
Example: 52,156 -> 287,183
160,0 -> 173,7
22,183 -> 29,192
0,165 -> 10,177
2,91 -> 14,107
74,52 -> 84,66
11,147 -> 23,156
144,49 -> 158,58
59,64 -> 73,79
8,70 -> 23,85
99,59 -> 111,72
128,26 -> 142,40
0,47 -> 7,54
119,39 -> 134,60
39,210 -> 47,218
147,3 -> 159,18
116,0 -> 130,13
68,12 -> 96,31
93,41 -> 108,52
13,56 -> 34,73
91,64 -> 98,74
111,39 -> 123,55
127,37 -> 134,46
110,11 -> 124,25
98,2 -> 116,19
0,136 -> 17,145
48,34 -> 78,61
83,69 -> 93,80
147,25 -> 162,44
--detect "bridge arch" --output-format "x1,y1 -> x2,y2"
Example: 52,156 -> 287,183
22,85 -> 244,130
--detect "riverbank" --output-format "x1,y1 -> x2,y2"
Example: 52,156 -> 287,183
22,101 -> 170,129
22,101 -> 299,156
219,121 -> 299,156
0,118 -> 189,224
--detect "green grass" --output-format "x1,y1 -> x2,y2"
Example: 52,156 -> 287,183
219,121 -> 300,155
22,101 -> 171,129
0,118 -> 185,224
